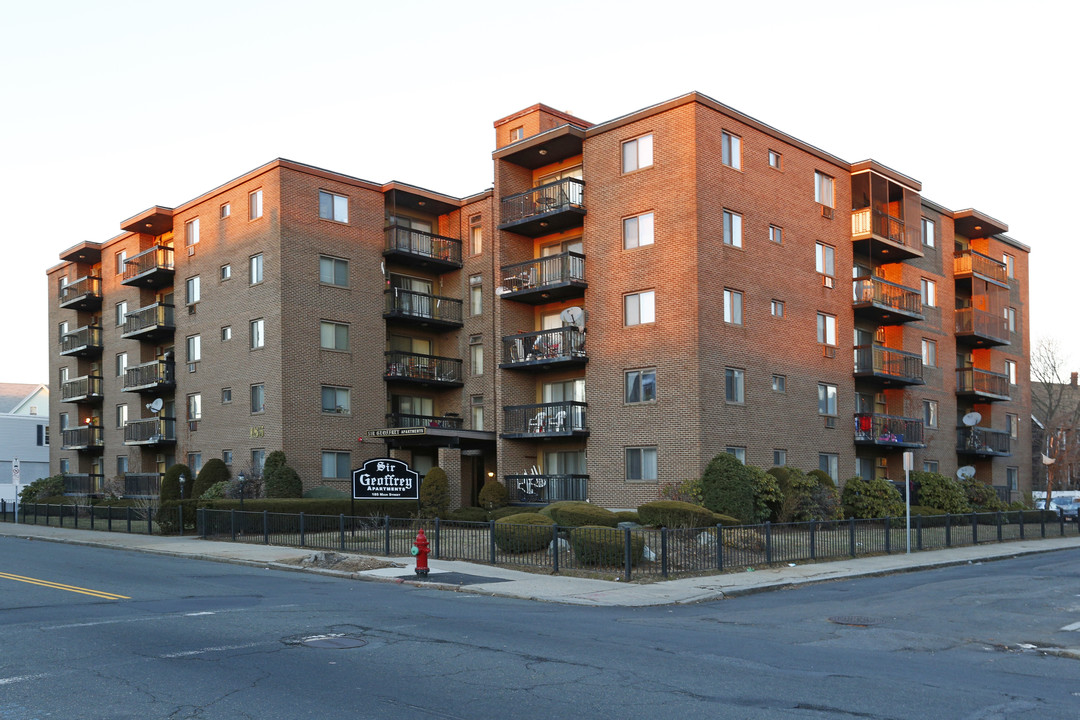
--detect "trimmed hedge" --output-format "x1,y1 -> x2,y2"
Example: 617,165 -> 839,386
478,479 -> 509,510
303,486 -> 349,499
447,506 -> 489,522
419,467 -> 449,518
199,498 -> 419,518
700,453 -> 755,522
489,506 -> 527,521
841,476 -> 904,519
637,500 -> 715,528
543,501 -> 619,528
193,459 -> 230,500
492,513 -> 556,553
614,510 -> 641,525
912,471 -> 970,514
570,526 -> 644,566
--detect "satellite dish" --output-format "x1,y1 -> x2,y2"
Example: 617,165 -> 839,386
956,466 -> 976,480
560,306 -> 585,329
961,411 -> 982,427
495,286 -> 508,296
1041,453 -> 1056,466
147,398 -> 164,413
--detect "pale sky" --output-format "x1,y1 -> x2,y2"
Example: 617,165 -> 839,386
1,0 -> 1074,385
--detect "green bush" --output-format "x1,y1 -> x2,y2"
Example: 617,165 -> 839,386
544,501 -> 619,528
193,459 -> 230,500
263,451 -> 302,498
962,479 -> 1005,512
748,466 -> 782,524
447,506 -> 489,522
912,471 -> 970,514
713,512 -> 742,525
201,481 -> 230,500
489,506 -> 528,520
614,510 -> 641,525
492,513 -> 556,553
570,526 -> 644,566
658,478 -> 704,505
418,467 -> 449,518
807,469 -> 836,487
159,464 -> 192,505
700,453 -> 755,522
478,478 -> 509,510
637,500 -> 715,528
18,474 -> 64,502
841,476 -> 904,519
303,485 -> 349,499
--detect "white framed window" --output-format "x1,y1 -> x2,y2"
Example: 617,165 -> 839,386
185,218 -> 199,246
1006,360 -> 1017,385
470,275 -> 482,316
773,449 -> 787,466
1005,306 -> 1017,333
59,413 -> 69,432
922,339 -> 937,367
725,447 -> 746,464
621,134 -> 653,173
186,334 -> 201,363
250,254 -> 263,284
187,393 -> 202,421
221,325 -> 232,342
319,256 -> 348,287
816,313 -> 836,345
116,301 -> 127,327
222,449 -> 233,465
222,388 -> 232,404
318,190 -> 348,223
1003,253 -> 1015,279
768,150 -> 782,169
769,224 -> 783,244
221,264 -> 232,281
725,368 -> 745,403
818,383 -> 838,415
188,453 -> 203,475
625,368 -> 657,404
815,242 -> 835,276
1007,466 -> 1019,492
251,449 -> 266,473
116,456 -> 127,475
624,290 -> 656,326
920,278 -> 936,307
116,250 -> 127,275
250,318 -> 264,349
771,299 -> 785,317
509,126 -> 524,142
322,451 -> 351,479
469,214 -> 482,256
923,399 -> 938,429
320,321 -> 349,351
772,375 -> 786,392
626,446 -> 658,481
186,276 -> 200,305
819,453 -> 839,482
220,203 -> 231,219
814,171 -> 835,208
923,461 -> 939,473
471,395 -> 484,431
249,189 -> 263,220
116,352 -> 128,377
1006,413 -> 1018,439
470,336 -> 484,376
250,384 -> 265,414
721,131 -> 741,170
321,386 -> 351,414
921,217 -> 935,247
116,404 -> 128,429
623,212 -> 655,249
723,209 -> 743,247
724,288 -> 744,325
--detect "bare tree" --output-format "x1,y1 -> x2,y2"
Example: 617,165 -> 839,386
1031,338 -> 1080,496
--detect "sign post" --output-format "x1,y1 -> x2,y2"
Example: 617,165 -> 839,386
902,451 -> 914,554
11,457 -> 20,524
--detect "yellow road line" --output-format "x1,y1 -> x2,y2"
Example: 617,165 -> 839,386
0,572 -> 129,600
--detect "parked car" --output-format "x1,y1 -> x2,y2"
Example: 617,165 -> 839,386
1054,498 -> 1080,522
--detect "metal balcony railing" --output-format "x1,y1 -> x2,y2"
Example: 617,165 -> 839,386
122,359 -> 176,392
58,275 -> 102,305
956,427 -> 1011,456
851,209 -> 913,248
499,252 -> 585,294
62,473 -> 105,496
59,325 -> 103,355
852,276 -> 923,319
956,368 -> 1010,400
60,375 -> 103,403
384,227 -> 462,266
502,328 -> 587,365
122,245 -> 175,283
124,417 -> 177,444
854,413 -> 924,447
384,351 -> 463,384
505,474 -> 589,504
954,250 -> 1008,285
853,345 -> 924,384
955,307 -> 1009,345
384,289 -> 463,325
500,177 -> 585,225
124,473 -> 163,498
61,424 -> 103,450
503,401 -> 588,437
385,413 -> 464,430
122,303 -> 175,338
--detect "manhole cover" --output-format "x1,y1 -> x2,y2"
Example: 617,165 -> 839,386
300,635 -> 367,649
828,616 -> 881,627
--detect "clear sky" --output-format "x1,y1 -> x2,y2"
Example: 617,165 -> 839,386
1,0 -> 1073,384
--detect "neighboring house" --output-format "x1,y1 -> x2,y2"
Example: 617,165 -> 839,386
1032,371 -> 1080,493
0,383 -> 51,501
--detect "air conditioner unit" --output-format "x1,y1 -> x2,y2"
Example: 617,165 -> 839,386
189,421 -> 198,432
821,205 -> 834,219
825,416 -> 837,429
822,275 -> 834,289
187,245 -> 195,256
188,304 -> 197,315
823,346 -> 836,358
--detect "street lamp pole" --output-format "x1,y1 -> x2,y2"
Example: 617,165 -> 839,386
178,473 -> 186,537
238,472 -> 246,511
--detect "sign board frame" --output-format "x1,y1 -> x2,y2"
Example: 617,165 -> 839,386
352,458 -> 421,501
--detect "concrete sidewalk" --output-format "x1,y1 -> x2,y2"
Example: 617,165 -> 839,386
3,521 -> 1079,606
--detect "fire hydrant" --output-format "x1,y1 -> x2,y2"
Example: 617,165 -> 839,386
411,528 -> 430,577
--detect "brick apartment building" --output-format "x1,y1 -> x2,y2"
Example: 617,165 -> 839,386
46,91 -> 1032,508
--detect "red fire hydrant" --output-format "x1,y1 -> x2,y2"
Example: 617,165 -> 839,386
411,528 -> 430,577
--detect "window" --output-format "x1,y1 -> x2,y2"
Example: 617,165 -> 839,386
920,278 -> 936,307
626,447 -> 658,481
768,150 -> 782,169
773,449 -> 787,467
725,368 -> 745,403
724,289 -> 743,325
814,171 -> 835,208
186,334 -> 201,363
319,256 -> 348,286
509,126 -> 524,142
1006,467 -> 1019,492
59,367 -> 68,384
59,457 -> 70,474
923,461 -> 939,473
222,388 -> 232,404
220,203 -> 231,219
250,384 -> 265,413
623,212 -> 655,248
723,209 -> 743,247
322,451 -> 351,479
1006,413 -> 1019,439
1006,360 -> 1017,385
818,383 -> 838,415
470,335 -> 484,376
469,215 -> 482,255
116,301 -> 127,327
185,218 -> 199,246
1003,253 -> 1015,279
816,313 -> 837,345
249,189 -> 263,220
249,319 -> 264,349
186,276 -> 200,305
59,413 -> 69,431
922,339 -> 937,367
116,352 -> 128,377
769,224 -> 783,244
116,456 -> 128,476
187,453 -> 203,476
625,290 -> 656,326
221,326 -> 232,342
622,134 -> 653,172
772,375 -> 786,392
625,368 -> 657,404
116,250 -> 127,275
318,190 -> 348,223
116,404 -> 128,428
221,264 -> 232,281
470,275 -> 482,316
252,449 -> 266,474
1005,306 -> 1017,333
818,453 -> 839,482
815,242 -> 835,276
321,386 -> 351,414
921,217 -> 935,248
771,300 -> 785,317
721,131 -> 741,170
471,395 -> 484,431
725,447 -> 746,463
923,399 -> 938,429
320,321 -> 349,351
250,254 -> 263,284
222,450 -> 233,466
187,393 -> 202,421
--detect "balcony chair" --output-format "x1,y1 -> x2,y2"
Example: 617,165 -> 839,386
528,411 -> 547,433
548,411 -> 568,432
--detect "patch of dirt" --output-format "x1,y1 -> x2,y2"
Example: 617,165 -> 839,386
279,551 -> 403,573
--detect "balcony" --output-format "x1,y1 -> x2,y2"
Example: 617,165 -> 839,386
956,426 -> 1011,457
61,424 -> 104,451
384,289 -> 463,329
122,359 -> 176,394
852,276 -> 923,325
62,473 -> 105,496
58,275 -> 102,311
850,209 -> 922,262
954,250 -> 1008,288
383,227 -> 462,271
853,345 -> 924,386
124,472 -> 162,498
123,417 -> 176,446
60,375 -> 103,404
505,474 -> 588,504
955,307 -> 1010,347
497,252 -> 586,303
502,401 -> 588,439
59,325 -> 103,358
501,328 -> 587,370
956,368 -> 1011,402
122,245 -> 175,288
384,351 -> 464,387
385,413 -> 464,430
854,413 -> 924,449
499,177 -> 585,237
121,303 -> 175,341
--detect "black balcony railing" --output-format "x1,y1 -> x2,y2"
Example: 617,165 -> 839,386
505,474 -> 589,504
384,351 -> 463,385
61,425 -> 104,450
954,250 -> 1008,286
385,413 -> 464,430
58,275 -> 102,309
853,345 -> 924,385
955,307 -> 1009,346
384,289 -> 463,327
384,227 -> 462,268
503,401 -> 588,438
60,375 -> 103,403
122,303 -> 175,339
956,368 -> 1011,401
59,325 -> 103,356
499,177 -> 585,235
854,413 -> 924,448
122,359 -> 176,393
501,328 -> 587,366
124,473 -> 163,498
62,473 -> 105,496
852,276 -> 923,322
498,252 -> 586,301
957,427 -> 1011,456
124,417 -> 177,445
122,245 -> 175,286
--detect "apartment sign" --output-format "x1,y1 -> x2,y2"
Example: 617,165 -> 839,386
352,458 -> 420,500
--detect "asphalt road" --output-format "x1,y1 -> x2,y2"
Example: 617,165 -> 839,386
2,538 -> 1079,719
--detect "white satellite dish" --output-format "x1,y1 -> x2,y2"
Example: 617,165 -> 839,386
146,398 -> 163,413
956,466 -> 976,480
560,306 -> 585,329
495,286 -> 508,296
1041,453 -> 1056,466
961,411 -> 982,427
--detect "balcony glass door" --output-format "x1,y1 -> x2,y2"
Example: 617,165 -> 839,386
390,274 -> 433,317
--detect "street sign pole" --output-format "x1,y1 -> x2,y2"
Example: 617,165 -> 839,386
12,457 -> 20,524
903,451 -> 913,554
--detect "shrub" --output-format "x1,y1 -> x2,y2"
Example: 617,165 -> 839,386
201,481 -> 231,500
447,506 -> 489,522
303,486 -> 349,499
492,513 -> 556,553
489,506 -> 527,520
713,512 -> 741,526
570,526 -> 644,566
747,466 -> 782,524
807,469 -> 836,487
840,476 -> 904,519
263,451 -> 302,498
700,453 -> 755,522
912,471 -> 970,514
637,500 -> 715,528
418,467 -> 449,518
962,479 -> 1005,512
193,459 -> 230,500
658,478 -> 704,505
18,475 -> 64,502
478,478 -> 509,510
159,464 -> 192,505
615,510 -> 641,525
544,501 -> 619,528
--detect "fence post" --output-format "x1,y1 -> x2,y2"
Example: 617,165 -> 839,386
765,522 -> 772,565
340,514 -> 345,551
885,518 -> 891,554
489,520 -> 496,565
230,508 -> 237,541
148,506 -> 153,535
107,505 -> 113,532
1019,511 -> 1025,539
849,517 -> 856,558
916,514 -> 923,551
624,528 -> 632,582
175,504 -> 179,536
996,511 -> 1002,542
716,523 -> 724,572
661,527 -> 669,578
127,506 -> 132,534
810,520 -> 816,561
1060,512 -> 1065,537
299,512 -> 305,548
552,523 -> 559,574
262,510 -> 269,545
945,514 -> 951,547
73,503 -> 77,528
433,517 -> 440,560
1040,511 -> 1046,538
385,516 -> 392,556
971,512 -> 977,545
45,503 -> 50,526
